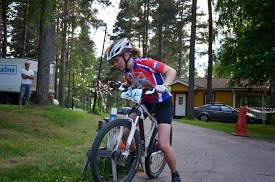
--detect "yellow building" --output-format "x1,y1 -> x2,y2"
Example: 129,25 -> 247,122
171,78 -> 269,117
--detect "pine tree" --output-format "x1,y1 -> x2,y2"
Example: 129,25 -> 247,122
187,0 -> 196,119
9,0 -> 40,58
36,0 -> 56,105
206,0 -> 213,104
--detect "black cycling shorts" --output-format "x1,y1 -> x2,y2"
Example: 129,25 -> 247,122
143,97 -> 173,124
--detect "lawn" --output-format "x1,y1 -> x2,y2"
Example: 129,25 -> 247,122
1,104 -> 274,181
174,118 -> 275,139
0,104 -> 102,181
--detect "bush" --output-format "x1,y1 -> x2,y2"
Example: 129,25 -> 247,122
267,113 -> 275,124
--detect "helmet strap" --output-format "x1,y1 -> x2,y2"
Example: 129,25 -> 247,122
122,53 -> 132,70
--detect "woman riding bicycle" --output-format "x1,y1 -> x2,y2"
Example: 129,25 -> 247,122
106,38 -> 181,182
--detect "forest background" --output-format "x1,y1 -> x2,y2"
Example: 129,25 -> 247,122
0,0 -> 274,118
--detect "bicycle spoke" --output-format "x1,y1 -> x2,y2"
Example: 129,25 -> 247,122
90,119 -> 141,182
145,127 -> 172,178
150,152 -> 165,173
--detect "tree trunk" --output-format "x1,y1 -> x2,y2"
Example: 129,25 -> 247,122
67,22 -> 74,109
58,0 -> 68,107
145,0 -> 149,57
67,51 -> 71,108
36,0 -> 55,105
54,53 -> 59,99
206,0 -> 213,104
157,0 -> 163,61
72,70 -> 75,109
142,0 -> 149,57
1,0 -> 7,57
271,78 -> 275,107
187,0 -> 197,119
157,22 -> 163,61
142,2 -> 146,56
177,2 -> 184,78
178,50 -> 182,78
54,17 -> 60,99
21,0 -> 30,58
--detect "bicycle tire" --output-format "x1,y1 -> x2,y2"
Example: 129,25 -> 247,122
90,119 -> 141,182
145,126 -> 173,178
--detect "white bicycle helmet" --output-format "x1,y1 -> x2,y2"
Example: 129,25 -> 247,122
107,38 -> 132,61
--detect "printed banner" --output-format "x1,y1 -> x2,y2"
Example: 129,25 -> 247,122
0,64 -> 17,75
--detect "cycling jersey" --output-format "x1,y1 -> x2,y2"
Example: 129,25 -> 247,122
125,58 -> 171,104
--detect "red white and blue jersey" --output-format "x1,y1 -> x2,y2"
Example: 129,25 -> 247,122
125,58 -> 171,104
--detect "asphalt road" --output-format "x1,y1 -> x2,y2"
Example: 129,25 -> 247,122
132,121 -> 275,182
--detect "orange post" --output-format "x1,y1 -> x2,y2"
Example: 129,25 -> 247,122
233,106 -> 248,137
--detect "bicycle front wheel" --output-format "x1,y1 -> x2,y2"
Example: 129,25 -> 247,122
145,126 -> 173,178
90,119 -> 141,182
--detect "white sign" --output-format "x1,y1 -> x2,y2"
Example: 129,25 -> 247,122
0,64 -> 17,75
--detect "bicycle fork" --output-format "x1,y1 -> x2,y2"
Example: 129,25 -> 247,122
121,112 -> 141,156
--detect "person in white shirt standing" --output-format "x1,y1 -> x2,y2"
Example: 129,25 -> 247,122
19,61 -> 34,106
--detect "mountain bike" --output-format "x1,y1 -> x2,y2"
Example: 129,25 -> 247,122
89,82 -> 172,182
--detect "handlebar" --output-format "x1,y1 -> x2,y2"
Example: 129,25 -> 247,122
108,81 -> 158,98
108,81 -> 154,92
108,81 -> 160,103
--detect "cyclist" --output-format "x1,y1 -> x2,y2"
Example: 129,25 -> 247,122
106,38 -> 181,182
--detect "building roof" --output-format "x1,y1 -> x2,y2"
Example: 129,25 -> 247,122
171,78 -> 269,90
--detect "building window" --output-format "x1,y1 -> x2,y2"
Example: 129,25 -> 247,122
178,97 -> 183,105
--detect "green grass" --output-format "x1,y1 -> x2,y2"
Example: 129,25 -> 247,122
1,104 -> 274,181
0,104 -> 103,181
174,118 -> 275,139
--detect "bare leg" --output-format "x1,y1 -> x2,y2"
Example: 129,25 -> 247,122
19,100 -> 23,106
157,123 -> 177,173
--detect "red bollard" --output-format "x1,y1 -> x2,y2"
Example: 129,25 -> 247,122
233,106 -> 249,137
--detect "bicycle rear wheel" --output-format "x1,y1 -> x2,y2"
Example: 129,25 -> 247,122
90,119 -> 141,182
145,126 -> 173,178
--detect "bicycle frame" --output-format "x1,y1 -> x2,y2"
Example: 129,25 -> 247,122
132,104 -> 158,152
87,83 -> 169,182
114,89 -> 158,160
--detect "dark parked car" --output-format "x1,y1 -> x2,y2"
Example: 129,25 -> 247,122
194,104 -> 262,124
118,107 -> 131,115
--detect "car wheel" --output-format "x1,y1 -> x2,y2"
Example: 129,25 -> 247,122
199,114 -> 208,122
